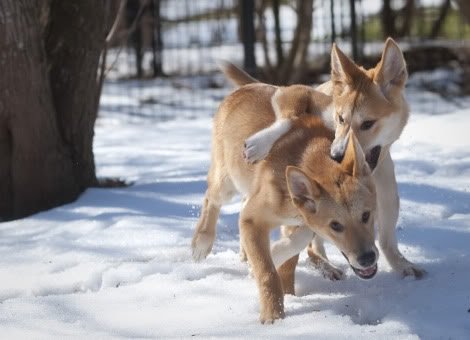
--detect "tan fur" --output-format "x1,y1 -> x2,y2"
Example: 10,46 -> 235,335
272,85 -> 332,120
192,84 -> 377,323
221,38 -> 426,279
217,60 -> 259,87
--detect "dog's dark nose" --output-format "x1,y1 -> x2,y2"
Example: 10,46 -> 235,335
357,251 -> 376,267
330,150 -> 344,163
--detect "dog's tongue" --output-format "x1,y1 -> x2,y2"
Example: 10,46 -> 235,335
357,266 -> 376,276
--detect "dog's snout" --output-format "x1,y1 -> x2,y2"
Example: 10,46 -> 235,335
357,251 -> 376,268
330,149 -> 344,163
330,137 -> 348,163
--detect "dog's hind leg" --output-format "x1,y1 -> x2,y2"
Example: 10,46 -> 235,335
238,197 -> 249,262
307,236 -> 344,281
271,225 -> 313,268
278,254 -> 299,296
192,173 -> 236,261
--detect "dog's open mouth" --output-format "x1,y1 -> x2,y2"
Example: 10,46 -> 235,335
341,252 -> 378,280
351,263 -> 378,280
365,146 -> 381,171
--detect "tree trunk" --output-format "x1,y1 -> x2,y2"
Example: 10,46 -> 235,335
330,0 -> 336,44
126,0 -> 144,78
272,0 -> 284,66
429,0 -> 451,39
256,0 -> 313,84
455,0 -> 470,23
151,0 -> 164,77
349,0 -> 358,61
382,0 -> 415,39
279,0 -> 314,84
0,0 -> 108,220
381,0 -> 396,38
397,0 -> 415,38
256,0 -> 274,77
45,0 -> 106,189
240,0 -> 257,76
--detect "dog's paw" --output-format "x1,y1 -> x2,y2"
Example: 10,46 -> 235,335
191,232 -> 214,262
260,305 -> 285,324
308,257 -> 345,281
400,264 -> 427,279
243,133 -> 272,164
390,257 -> 427,279
321,264 -> 345,281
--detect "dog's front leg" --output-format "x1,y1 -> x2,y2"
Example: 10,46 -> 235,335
375,151 -> 426,279
271,225 -> 313,268
244,119 -> 292,163
271,225 -> 314,295
240,210 -> 284,324
307,235 -> 345,281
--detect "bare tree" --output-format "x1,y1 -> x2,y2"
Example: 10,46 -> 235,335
0,0 -> 113,220
455,0 -> 470,23
381,0 -> 415,38
272,0 -> 284,65
258,0 -> 314,84
240,0 -> 257,75
381,0 -> 396,37
429,0 -> 451,39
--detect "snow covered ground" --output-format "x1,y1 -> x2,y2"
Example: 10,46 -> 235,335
1,74 -> 470,338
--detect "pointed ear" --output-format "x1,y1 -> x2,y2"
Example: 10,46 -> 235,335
331,43 -> 361,84
340,131 -> 369,178
286,166 -> 321,211
375,38 -> 408,95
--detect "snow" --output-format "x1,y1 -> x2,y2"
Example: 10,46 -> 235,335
1,74 -> 470,338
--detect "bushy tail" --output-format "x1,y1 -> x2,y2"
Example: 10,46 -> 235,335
217,60 -> 259,87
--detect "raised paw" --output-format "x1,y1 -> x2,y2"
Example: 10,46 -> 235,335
191,232 -> 214,262
243,132 -> 273,164
308,256 -> 345,281
321,263 -> 345,281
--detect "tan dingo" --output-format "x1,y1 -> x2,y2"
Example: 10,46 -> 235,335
219,38 -> 426,280
191,81 -> 378,323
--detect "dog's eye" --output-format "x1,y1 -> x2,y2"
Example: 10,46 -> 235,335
338,114 -> 344,124
360,120 -> 376,130
330,221 -> 344,232
362,211 -> 370,223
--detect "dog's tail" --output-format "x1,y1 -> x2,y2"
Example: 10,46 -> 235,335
217,60 -> 259,87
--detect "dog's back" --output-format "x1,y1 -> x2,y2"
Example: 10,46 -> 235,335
212,84 -> 333,198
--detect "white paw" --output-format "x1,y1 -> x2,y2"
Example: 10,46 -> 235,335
308,258 -> 345,281
399,263 -> 427,279
319,263 -> 345,281
191,232 -> 214,262
388,256 -> 427,279
243,132 -> 273,164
